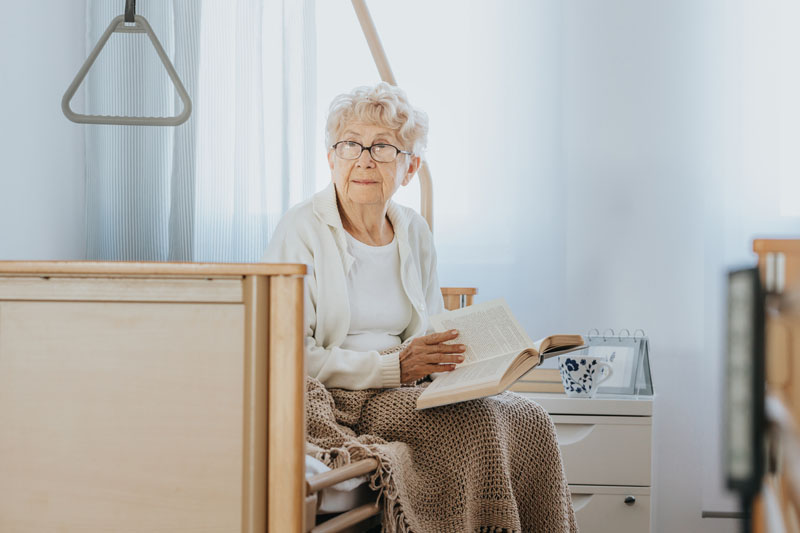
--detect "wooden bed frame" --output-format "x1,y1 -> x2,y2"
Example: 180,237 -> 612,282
0,261 -> 306,532
751,240 -> 800,532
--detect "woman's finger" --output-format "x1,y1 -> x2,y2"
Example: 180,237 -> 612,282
424,342 -> 466,354
422,329 -> 459,344
423,363 -> 456,374
424,352 -> 465,364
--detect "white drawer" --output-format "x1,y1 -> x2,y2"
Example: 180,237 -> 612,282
551,415 -> 651,486
570,485 -> 650,533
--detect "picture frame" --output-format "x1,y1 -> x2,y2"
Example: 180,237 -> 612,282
581,333 -> 640,395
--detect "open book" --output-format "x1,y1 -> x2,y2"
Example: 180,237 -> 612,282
416,298 -> 584,409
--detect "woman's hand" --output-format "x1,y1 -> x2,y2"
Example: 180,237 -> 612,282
399,330 -> 466,385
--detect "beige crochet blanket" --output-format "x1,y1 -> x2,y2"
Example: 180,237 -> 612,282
306,374 -> 578,532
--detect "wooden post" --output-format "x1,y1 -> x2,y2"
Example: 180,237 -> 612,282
268,275 -> 306,532
242,276 -> 269,533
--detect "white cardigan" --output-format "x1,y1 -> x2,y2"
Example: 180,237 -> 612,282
262,183 -> 445,390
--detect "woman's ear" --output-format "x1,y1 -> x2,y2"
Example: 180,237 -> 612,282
401,155 -> 422,186
327,149 -> 335,172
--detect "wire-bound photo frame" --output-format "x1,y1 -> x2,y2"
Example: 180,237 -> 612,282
584,329 -> 652,395
542,329 -> 652,395
537,328 -> 653,396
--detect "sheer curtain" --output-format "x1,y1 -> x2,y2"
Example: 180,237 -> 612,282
84,0 -> 316,262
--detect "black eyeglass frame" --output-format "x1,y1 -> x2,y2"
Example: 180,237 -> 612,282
330,141 -> 412,163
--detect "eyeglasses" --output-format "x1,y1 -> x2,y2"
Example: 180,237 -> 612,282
331,141 -> 412,163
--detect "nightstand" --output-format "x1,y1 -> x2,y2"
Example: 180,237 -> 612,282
518,392 -> 653,533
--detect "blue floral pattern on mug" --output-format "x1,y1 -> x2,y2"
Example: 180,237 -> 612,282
558,355 -> 612,398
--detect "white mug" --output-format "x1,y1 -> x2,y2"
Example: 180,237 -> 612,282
558,355 -> 614,398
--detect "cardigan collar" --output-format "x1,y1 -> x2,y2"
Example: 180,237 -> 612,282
311,182 -> 427,330
312,184 -> 413,275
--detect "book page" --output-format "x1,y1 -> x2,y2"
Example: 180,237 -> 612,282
424,352 -> 516,395
429,298 -> 534,364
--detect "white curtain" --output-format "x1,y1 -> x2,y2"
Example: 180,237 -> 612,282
84,0 -> 316,262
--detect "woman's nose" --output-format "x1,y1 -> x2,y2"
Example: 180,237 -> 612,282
355,148 -> 376,167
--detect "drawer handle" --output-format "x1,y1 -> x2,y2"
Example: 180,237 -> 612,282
570,493 -> 593,512
554,423 -> 595,446
625,496 -> 636,505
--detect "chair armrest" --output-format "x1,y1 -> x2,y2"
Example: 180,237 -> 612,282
306,458 -> 379,494
440,287 -> 478,310
310,503 -> 381,533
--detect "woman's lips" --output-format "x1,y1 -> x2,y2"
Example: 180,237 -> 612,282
352,180 -> 378,185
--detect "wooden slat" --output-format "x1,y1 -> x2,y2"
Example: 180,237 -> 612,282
443,294 -> 460,311
310,503 -> 381,533
754,240 -> 800,254
268,275 -> 305,533
0,276 -> 243,303
304,494 -> 318,533
440,287 -> 478,295
0,260 -> 306,277
754,238 -> 800,293
242,277 -> 269,533
306,459 -> 379,494
441,287 -> 478,311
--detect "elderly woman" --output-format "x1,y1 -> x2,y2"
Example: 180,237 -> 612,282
264,83 -> 576,532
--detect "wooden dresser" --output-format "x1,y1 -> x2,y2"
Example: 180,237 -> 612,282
0,261 -> 306,532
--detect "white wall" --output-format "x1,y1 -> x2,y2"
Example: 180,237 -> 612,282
558,0 -> 792,531
559,0 -> 705,528
0,2 -> 86,260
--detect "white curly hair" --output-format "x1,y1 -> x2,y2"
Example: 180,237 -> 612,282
325,82 -> 429,156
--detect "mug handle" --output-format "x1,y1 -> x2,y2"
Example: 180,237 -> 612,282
596,362 -> 614,386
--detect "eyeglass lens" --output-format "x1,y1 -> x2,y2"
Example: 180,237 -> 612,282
335,141 -> 399,163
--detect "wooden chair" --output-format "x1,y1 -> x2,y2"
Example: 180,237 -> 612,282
304,4 -> 483,527
305,286 -> 478,533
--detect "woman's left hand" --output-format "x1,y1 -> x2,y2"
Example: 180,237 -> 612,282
398,330 -> 466,384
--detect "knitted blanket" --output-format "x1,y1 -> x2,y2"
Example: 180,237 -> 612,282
306,374 -> 578,532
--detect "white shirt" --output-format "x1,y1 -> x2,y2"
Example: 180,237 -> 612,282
261,183 -> 445,390
340,232 -> 413,352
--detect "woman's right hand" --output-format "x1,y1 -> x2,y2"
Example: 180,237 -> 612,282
399,329 -> 466,385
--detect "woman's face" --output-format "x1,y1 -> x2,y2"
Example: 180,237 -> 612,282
328,122 -> 420,209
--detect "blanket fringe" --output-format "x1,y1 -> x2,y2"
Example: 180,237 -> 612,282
308,439 -> 413,532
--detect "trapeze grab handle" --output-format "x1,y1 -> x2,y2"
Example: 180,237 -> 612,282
61,14 -> 192,127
